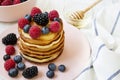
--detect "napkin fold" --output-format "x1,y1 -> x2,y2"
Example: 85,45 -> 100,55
76,1 -> 120,80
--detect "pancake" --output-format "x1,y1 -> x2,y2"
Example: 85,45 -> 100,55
20,49 -> 63,63
19,31 -> 64,52
18,19 -> 63,45
17,8 -> 64,63
18,39 -> 64,55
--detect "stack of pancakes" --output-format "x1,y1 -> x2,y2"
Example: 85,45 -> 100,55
18,20 -> 64,63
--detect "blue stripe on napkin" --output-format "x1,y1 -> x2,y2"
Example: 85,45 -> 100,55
111,10 -> 120,35
107,69 -> 120,80
93,44 -> 105,63
93,18 -> 99,36
79,44 -> 105,76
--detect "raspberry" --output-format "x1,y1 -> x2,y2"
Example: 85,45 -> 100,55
29,26 -> 41,39
13,0 -> 21,4
18,18 -> 29,29
22,66 -> 38,79
1,0 -> 12,6
4,59 -> 16,71
48,10 -> 59,21
0,0 -> 4,4
49,21 -> 60,33
31,7 -> 42,17
5,45 -> 15,55
2,33 -> 17,45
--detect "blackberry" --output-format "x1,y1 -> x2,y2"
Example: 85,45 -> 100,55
33,13 -> 49,26
22,66 -> 38,79
2,33 -> 17,45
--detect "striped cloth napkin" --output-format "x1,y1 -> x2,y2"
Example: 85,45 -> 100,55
76,1 -> 120,80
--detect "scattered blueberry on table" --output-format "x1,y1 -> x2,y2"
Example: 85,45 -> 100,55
48,63 -> 56,71
17,62 -> 26,70
46,63 -> 66,79
8,68 -> 18,77
3,54 -> 11,61
58,64 -> 66,72
14,55 -> 22,63
46,70 -> 55,78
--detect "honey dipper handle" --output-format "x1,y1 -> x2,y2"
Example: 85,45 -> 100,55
83,0 -> 102,13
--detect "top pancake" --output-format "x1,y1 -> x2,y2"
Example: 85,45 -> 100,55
18,19 -> 63,45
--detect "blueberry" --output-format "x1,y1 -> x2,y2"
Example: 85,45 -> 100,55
17,62 -> 26,70
25,14 -> 32,21
23,24 -> 31,33
48,63 -> 56,71
44,12 -> 48,16
8,68 -> 18,77
42,27 -> 49,34
3,54 -> 10,61
58,65 -> 66,72
54,17 -> 61,22
14,55 -> 22,63
46,70 -> 54,78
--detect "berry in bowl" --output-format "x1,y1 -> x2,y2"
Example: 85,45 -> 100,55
0,0 -> 36,22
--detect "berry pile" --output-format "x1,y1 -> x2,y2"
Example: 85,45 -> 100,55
0,0 -> 27,6
4,54 -> 26,77
3,43 -> 21,77
18,7 -> 61,39
2,33 -> 38,79
46,63 -> 66,78
2,33 -> 67,79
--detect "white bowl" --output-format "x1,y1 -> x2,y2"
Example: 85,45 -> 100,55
0,0 -> 36,22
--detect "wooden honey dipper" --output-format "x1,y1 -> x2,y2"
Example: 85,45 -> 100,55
69,0 -> 102,20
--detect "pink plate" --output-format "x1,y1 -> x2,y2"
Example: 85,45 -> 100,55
0,22 -> 91,80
